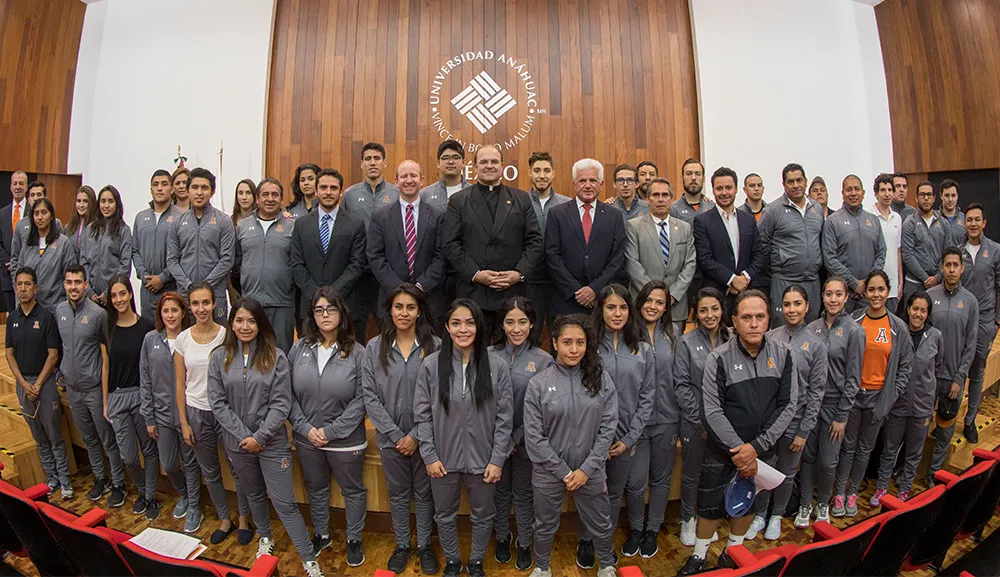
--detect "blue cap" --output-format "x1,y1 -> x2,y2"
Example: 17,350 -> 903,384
725,475 -> 756,518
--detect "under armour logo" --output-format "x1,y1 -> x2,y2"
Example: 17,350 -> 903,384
784,208 -> 791,214
247,226 -> 255,231
734,364 -> 744,371
154,344 -> 160,350
682,209 -> 689,214
843,220 -> 850,225
144,216 -> 150,221
431,194 -> 439,200
357,196 -> 365,202
696,346 -> 704,352
547,386 -> 556,392
11,323 -> 17,328
934,300 -> 942,305
61,316 -> 67,321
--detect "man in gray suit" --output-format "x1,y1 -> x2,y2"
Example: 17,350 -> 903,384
1,170 -> 29,312
625,178 -> 696,331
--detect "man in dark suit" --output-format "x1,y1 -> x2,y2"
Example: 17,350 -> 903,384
693,167 -> 764,319
441,145 -> 543,338
0,170 -> 29,313
289,168 -> 368,342
545,158 -> 627,318
367,160 -> 447,328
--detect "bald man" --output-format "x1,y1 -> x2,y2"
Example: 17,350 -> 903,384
367,160 -> 448,324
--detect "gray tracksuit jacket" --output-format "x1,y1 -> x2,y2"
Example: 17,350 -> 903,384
758,195 -> 825,282
807,311 -> 864,423
961,238 -> 1000,357
767,323 -> 828,438
362,334 -> 441,449
342,180 -> 400,229
12,234 -> 77,312
207,344 -> 292,454
901,212 -> 954,284
491,343 -> 554,447
645,327 -> 680,428
419,177 -> 469,210
891,326 -> 943,418
132,205 -> 184,291
413,349 -> 514,474
523,363 -> 618,482
166,204 -> 235,298
670,196 -> 715,224
285,198 -> 318,220
56,299 -> 108,391
600,333 -> 655,450
139,330 -> 180,429
822,206 -> 886,291
892,200 -> 917,224
11,218 -> 62,264
850,310 -> 913,421
942,211 -> 966,246
80,223 -> 133,296
927,283 -> 979,385
287,340 -> 367,449
674,326 -> 730,433
614,196 -> 650,221
235,214 -> 296,308
702,336 -> 798,457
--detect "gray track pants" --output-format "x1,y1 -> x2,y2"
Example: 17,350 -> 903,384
106,388 -> 160,500
18,375 -> 71,488
835,390 -> 883,496
680,420 -> 707,521
297,441 -> 367,541
965,352 -> 988,428
154,424 -> 201,506
753,432 -> 803,517
430,472 -> 495,563
579,445 -> 633,540
380,447 -> 434,549
628,423 -> 679,531
532,473 -> 615,571
264,306 -> 295,355
493,448 -> 533,547
186,406 -> 250,519
877,414 -> 930,493
67,386 -> 124,484
930,378 -> 961,477
799,418 -> 844,507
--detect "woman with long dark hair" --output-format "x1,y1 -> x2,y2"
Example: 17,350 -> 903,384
489,296 -> 553,570
101,274 -> 159,518
523,314 -> 618,577
227,179 -> 258,304
675,287 -> 730,546
10,198 -> 77,312
81,185 -> 132,306
67,185 -> 97,255
208,298 -> 324,577
286,163 -> 321,219
362,283 -> 441,575
414,298 -> 513,577
288,287 -> 368,567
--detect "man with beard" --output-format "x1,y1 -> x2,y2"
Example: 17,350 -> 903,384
670,158 -> 715,224
940,179 -> 966,245
526,151 -> 570,340
637,161 -> 658,201
901,181 -> 954,306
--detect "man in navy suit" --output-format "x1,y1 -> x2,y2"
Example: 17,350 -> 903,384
545,158 -> 627,318
693,167 -> 764,319
367,160 -> 447,328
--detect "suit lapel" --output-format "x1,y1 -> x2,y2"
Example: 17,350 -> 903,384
570,201 -> 587,247
490,187 -> 512,239
415,201 -> 431,252
389,202 -> 407,252
709,209 -> 734,256
642,215 -> 666,277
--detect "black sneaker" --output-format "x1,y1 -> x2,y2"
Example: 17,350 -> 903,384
418,544 -> 440,575
145,499 -> 161,521
640,529 -> 659,558
965,425 -> 979,444
132,495 -> 148,515
87,477 -> 111,501
311,534 -> 332,557
108,484 -> 126,508
387,545 -> 411,573
494,533 -> 512,564
576,540 -> 595,569
442,559 -> 462,577
515,545 -> 533,571
717,550 -> 737,569
677,555 -> 707,576
621,529 -> 642,557
346,539 -> 365,567
467,559 -> 485,577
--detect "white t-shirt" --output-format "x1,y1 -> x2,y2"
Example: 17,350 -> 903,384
446,184 -> 463,197
175,326 -> 226,411
877,208 -> 903,299
315,342 -> 336,375
166,338 -> 176,355
968,242 -> 982,264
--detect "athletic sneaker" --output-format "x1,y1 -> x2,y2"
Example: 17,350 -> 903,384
576,540 -> 595,569
597,567 -> 618,577
965,424 -> 979,444
172,497 -> 188,519
61,486 -> 74,500
494,532 -> 512,563
108,484 -> 126,508
717,550 -> 737,569
831,495 -> 846,517
516,545 -> 533,571
183,508 -> 204,533
639,529 -> 659,558
794,506 -> 812,529
87,477 -> 111,501
418,544 -> 440,574
621,529 -> 642,557
677,555 -> 707,576
387,546 -> 411,573
745,515 -> 766,540
442,560 -> 462,577
845,494 -> 858,517
870,488 -> 887,507
467,560 -> 485,577
898,491 -> 911,502
680,518 -> 697,547
311,534 -> 331,557
47,480 -> 59,495
145,499 -> 160,521
132,495 -> 148,515
346,539 -> 365,567
528,568 -> 552,577
256,537 -> 275,559
303,560 -> 324,577
764,516 -> 782,540
815,503 -> 831,523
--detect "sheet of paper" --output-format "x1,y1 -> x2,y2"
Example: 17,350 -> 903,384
754,458 -> 785,492
129,527 -> 202,560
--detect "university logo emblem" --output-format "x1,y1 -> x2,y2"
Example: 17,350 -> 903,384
875,328 -> 889,343
866,219 -> 872,226
836,327 -> 844,337
33,321 -> 39,329
276,224 -> 282,232
766,357 -> 775,369
382,195 -> 390,203
209,217 -> 216,225
801,341 -> 809,351
958,300 -> 964,309
280,457 -> 289,469
81,316 -> 88,324
526,361 -> 536,372
451,71 -> 517,134
168,216 -> 174,222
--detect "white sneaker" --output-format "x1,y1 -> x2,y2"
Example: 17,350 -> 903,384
712,531 -> 720,543
764,516 -> 782,540
745,515 -> 766,540
680,518 -> 697,546
793,505 -> 812,529
256,537 -> 275,559
815,503 -> 831,523
597,566 -> 617,577
302,561 -> 324,577
529,568 -> 552,577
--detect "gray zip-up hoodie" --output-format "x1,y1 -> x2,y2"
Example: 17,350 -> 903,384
491,342 -> 554,446
419,177 -> 469,210
235,214 -> 296,308
56,298 -> 109,390
669,196 -> 715,224
961,237 -> 1000,357
12,233 -> 76,312
927,283 -> 979,385
850,310 -> 914,421
80,222 -> 133,296
363,334 -> 441,449
139,330 -> 180,428
600,333 -> 655,450
822,206 -> 886,291
132,205 -> 184,290
941,210 -> 966,246
413,349 -> 513,474
166,204 -> 235,297
807,311 -> 864,423
767,323 -> 828,438
674,325 -> 730,433
207,343 -> 292,454
891,326 -> 943,418
287,339 -> 367,449
645,326 -> 680,428
901,212 -> 954,284
758,195 -> 825,282
523,364 -> 618,482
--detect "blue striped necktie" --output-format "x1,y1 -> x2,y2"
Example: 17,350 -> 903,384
659,221 -> 670,268
321,214 -> 331,252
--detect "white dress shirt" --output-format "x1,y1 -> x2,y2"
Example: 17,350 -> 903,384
576,196 -> 597,221
318,205 -> 338,237
717,205 -> 748,286
876,206 -> 902,299
651,214 -> 670,242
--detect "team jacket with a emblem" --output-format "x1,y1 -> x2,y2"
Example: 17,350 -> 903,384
702,336 -> 798,457
363,335 -> 442,450
12,234 -> 77,312
766,323 -> 828,438
523,363 -> 618,482
670,196 -> 715,223
138,330 -> 180,429
961,237 -> 1000,358
645,327 -> 680,428
674,326 -> 730,433
287,339 -> 367,449
600,333 -> 654,450
207,343 -> 291,454
166,204 -> 235,296
891,326 -> 943,418
235,213 -> 296,308
822,206 -> 886,291
807,311 -> 864,423
413,349 -> 513,474
942,210 -> 966,246
132,205 -> 184,290
849,310 -> 913,421
758,195 -> 825,282
342,180 -> 401,229
56,299 -> 108,390
901,212 -> 954,284
80,222 -> 133,296
927,283 -> 979,385
491,342 -> 554,447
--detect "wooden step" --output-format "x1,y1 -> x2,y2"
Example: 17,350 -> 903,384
0,392 -> 77,487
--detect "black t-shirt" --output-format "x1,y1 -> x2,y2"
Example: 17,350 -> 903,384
108,316 -> 155,394
5,303 -> 60,376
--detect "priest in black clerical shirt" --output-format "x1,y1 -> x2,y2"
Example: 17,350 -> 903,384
441,145 -> 543,337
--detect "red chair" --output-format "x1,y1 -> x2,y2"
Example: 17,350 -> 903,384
0,464 -> 25,559
119,539 -> 278,577
0,479 -> 79,576
731,518 -> 879,576
956,448 -> 1000,542
36,503 -> 134,576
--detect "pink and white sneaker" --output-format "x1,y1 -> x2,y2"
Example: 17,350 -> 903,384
898,491 -> 910,502
869,488 -> 887,507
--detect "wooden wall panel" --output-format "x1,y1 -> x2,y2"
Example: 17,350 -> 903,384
266,0 -> 700,199
876,0 -> 1000,174
0,0 -> 85,174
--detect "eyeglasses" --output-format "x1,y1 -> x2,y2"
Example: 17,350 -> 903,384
615,178 -> 637,185
439,155 -> 464,163
313,306 -> 339,317
916,192 -> 935,198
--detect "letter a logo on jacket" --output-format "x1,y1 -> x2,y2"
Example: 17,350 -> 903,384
875,328 -> 889,343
